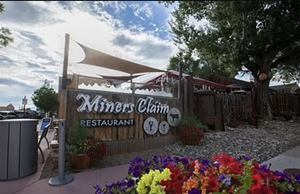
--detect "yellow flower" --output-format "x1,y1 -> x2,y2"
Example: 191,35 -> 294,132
136,169 -> 171,194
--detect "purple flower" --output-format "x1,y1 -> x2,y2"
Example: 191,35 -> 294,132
295,174 -> 300,183
274,171 -> 291,182
218,174 -> 227,183
180,158 -> 189,165
244,156 -> 252,161
213,162 -> 221,168
188,188 -> 201,194
218,174 -> 231,186
94,185 -> 102,194
202,159 -> 210,167
259,164 -> 271,173
145,167 -> 150,173
200,167 -> 206,174
127,179 -> 135,187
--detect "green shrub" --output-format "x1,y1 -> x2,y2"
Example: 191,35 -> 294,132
178,114 -> 207,145
282,111 -> 294,121
178,113 -> 208,130
66,122 -> 88,155
227,120 -> 243,128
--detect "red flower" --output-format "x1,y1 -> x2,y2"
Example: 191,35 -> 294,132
213,153 -> 223,162
172,180 -> 183,193
251,185 -> 273,194
252,174 -> 264,185
251,174 -> 267,193
161,165 -> 189,194
220,155 -> 235,166
228,162 -> 243,175
207,174 -> 219,192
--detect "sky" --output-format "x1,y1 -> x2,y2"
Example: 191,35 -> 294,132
0,1 -> 285,110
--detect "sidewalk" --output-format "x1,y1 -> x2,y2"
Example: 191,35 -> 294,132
14,164 -> 129,194
260,145 -> 300,172
0,127 -> 54,194
1,141 -> 300,194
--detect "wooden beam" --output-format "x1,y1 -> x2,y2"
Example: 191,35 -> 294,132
62,33 -> 70,90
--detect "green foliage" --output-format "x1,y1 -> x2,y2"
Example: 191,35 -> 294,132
281,111 -> 294,121
179,113 -> 208,130
234,160 -> 255,193
31,80 -> 58,113
161,1 -> 300,82
178,114 -> 207,145
161,0 -> 300,119
68,122 -> 88,146
0,3 -> 13,47
66,122 -> 88,155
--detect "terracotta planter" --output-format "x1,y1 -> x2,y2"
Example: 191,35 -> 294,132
68,154 -> 91,171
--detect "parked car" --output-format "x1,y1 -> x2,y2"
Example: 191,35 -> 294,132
26,110 -> 38,119
37,112 -> 45,119
14,110 -> 26,118
0,111 -> 19,119
0,114 -> 4,120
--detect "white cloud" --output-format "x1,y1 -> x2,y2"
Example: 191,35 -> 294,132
0,1 -> 177,109
130,2 -> 153,19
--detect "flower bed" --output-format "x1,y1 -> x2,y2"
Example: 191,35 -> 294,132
94,153 -> 300,194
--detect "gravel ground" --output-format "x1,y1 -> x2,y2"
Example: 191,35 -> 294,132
40,116 -> 300,179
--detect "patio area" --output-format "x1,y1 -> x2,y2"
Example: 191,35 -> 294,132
0,118 -> 300,194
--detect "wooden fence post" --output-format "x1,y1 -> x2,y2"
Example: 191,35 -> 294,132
184,76 -> 194,114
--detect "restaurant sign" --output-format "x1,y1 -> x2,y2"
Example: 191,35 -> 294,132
80,119 -> 134,127
76,94 -> 170,114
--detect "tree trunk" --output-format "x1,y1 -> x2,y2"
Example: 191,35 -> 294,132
255,77 -> 273,121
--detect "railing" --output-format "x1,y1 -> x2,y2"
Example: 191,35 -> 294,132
67,74 -> 178,98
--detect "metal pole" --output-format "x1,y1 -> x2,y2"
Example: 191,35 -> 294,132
58,120 -> 66,180
49,119 -> 73,186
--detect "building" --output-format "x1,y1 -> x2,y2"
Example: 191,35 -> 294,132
208,73 -> 254,92
0,103 -> 15,111
269,83 -> 300,94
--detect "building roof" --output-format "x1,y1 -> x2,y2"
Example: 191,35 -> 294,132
0,103 -> 13,107
269,83 -> 297,90
143,70 -> 228,90
208,73 -> 254,89
270,83 -> 300,93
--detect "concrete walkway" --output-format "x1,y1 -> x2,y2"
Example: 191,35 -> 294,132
1,124 -> 300,194
14,164 -> 129,194
260,145 -> 300,172
2,145 -> 299,194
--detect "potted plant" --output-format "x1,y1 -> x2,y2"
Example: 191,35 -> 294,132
282,111 -> 294,121
86,138 -> 107,166
177,113 -> 207,145
66,122 -> 91,171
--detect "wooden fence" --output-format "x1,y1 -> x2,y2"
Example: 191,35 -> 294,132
65,89 -> 181,156
202,91 -> 300,124
215,92 -> 252,123
271,93 -> 300,116
213,91 -> 300,123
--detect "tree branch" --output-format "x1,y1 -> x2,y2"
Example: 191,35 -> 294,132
264,38 -> 296,62
271,56 -> 291,68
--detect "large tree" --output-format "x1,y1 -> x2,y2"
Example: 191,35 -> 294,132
167,51 -> 232,79
32,80 -> 59,113
0,3 -> 13,47
161,1 -> 300,120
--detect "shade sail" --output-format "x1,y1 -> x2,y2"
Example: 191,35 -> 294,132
97,74 -> 143,81
76,42 -> 166,75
